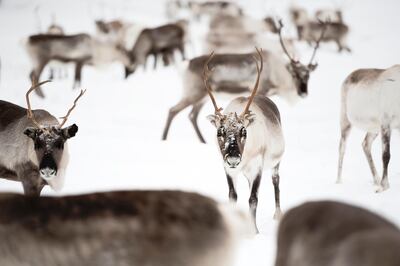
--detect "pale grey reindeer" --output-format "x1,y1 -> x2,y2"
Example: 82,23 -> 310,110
26,33 -> 132,97
125,21 -> 188,76
162,20 -> 324,143
337,65 -> 400,192
275,201 -> 400,266
0,190 -> 250,266
205,49 -> 285,232
290,7 -> 350,52
45,21 -> 68,81
0,81 -> 85,196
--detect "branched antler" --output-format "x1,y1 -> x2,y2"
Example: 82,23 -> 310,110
277,19 -> 297,63
59,89 -> 87,128
203,51 -> 223,116
241,47 -> 264,116
308,20 -> 328,66
26,80 -> 52,128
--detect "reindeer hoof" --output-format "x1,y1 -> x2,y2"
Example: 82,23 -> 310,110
273,209 -> 283,220
375,184 -> 389,193
335,179 -> 342,184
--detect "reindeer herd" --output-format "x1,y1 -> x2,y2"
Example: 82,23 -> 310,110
0,1 -> 400,265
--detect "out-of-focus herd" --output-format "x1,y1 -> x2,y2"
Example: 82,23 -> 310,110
0,1 -> 399,265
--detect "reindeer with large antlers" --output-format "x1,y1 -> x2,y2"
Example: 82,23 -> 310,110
162,20 -> 325,143
0,81 -> 85,196
205,48 -> 285,232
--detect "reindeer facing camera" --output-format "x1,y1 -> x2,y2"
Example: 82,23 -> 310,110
205,48 -> 285,232
0,81 -> 85,196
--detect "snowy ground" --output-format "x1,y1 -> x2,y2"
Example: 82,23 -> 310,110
0,0 -> 400,265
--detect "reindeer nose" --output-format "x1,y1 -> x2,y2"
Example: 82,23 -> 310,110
226,156 -> 241,168
40,168 -> 57,179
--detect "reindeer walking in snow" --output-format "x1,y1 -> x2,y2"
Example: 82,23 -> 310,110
205,48 -> 285,232
337,65 -> 400,192
0,81 -> 85,196
162,20 -> 324,143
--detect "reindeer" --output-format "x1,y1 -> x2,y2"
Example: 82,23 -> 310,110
162,20 -> 324,143
45,22 -> 68,81
205,15 -> 297,56
187,1 -> 243,19
290,7 -> 350,52
0,190 -> 251,266
204,49 -> 284,233
26,33 -> 132,97
337,65 -> 400,192
275,201 -> 400,266
0,81 -> 85,196
125,21 -> 187,76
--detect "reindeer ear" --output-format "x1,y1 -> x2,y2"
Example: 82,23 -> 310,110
62,124 -> 78,139
24,127 -> 38,139
243,113 -> 256,127
207,114 -> 220,127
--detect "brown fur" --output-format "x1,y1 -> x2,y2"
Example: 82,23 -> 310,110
275,201 -> 400,266
346,68 -> 384,84
0,190 -> 240,266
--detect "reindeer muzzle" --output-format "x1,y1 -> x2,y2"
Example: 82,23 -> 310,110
225,154 -> 241,168
39,154 -> 58,180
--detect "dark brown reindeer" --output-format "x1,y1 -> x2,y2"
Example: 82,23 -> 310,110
205,49 -> 285,233
26,33 -> 132,97
290,8 -> 350,52
0,190 -> 250,266
125,21 -> 187,76
162,20 -> 325,143
275,201 -> 400,266
0,81 -> 85,196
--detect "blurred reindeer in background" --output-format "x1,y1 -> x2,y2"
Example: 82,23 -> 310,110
187,1 -> 243,20
290,7 -> 350,52
125,20 -> 189,76
205,49 -> 285,233
0,190 -> 251,266
275,201 -> 400,266
26,33 -> 133,97
162,20 -> 325,143
0,81 -> 84,196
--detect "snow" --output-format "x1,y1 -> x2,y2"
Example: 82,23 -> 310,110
0,0 -> 400,265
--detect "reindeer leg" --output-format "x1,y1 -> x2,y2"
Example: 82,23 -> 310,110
188,100 -> 206,143
178,43 -> 186,60
30,62 -> 47,98
337,123 -> 351,183
226,174 -> 237,202
48,67 -> 55,80
162,99 -> 193,141
73,61 -> 84,89
18,166 -> 45,197
153,53 -> 158,70
377,126 -> 391,192
272,163 -> 282,220
248,171 -> 261,233
362,132 -> 379,185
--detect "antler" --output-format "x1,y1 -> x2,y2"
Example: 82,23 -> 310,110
241,47 -> 264,116
203,51 -> 223,116
26,80 -> 52,128
308,20 -> 328,66
277,19 -> 297,63
59,89 -> 87,128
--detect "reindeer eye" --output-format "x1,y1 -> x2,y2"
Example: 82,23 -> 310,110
217,127 -> 225,138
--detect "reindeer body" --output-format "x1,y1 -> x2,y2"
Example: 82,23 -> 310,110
337,65 -> 400,192
127,22 -> 187,75
188,1 -> 243,19
26,34 -> 131,97
0,190 -> 249,266
162,51 -> 303,143
298,22 -> 350,52
275,201 -> 400,266
0,101 -> 68,195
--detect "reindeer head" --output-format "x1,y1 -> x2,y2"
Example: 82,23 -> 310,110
206,48 -> 263,168
277,20 -> 326,97
24,81 -> 85,180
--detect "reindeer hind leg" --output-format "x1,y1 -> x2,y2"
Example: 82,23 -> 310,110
362,132 -> 379,185
377,126 -> 391,192
188,99 -> 206,143
272,163 -> 282,220
162,99 -> 193,141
